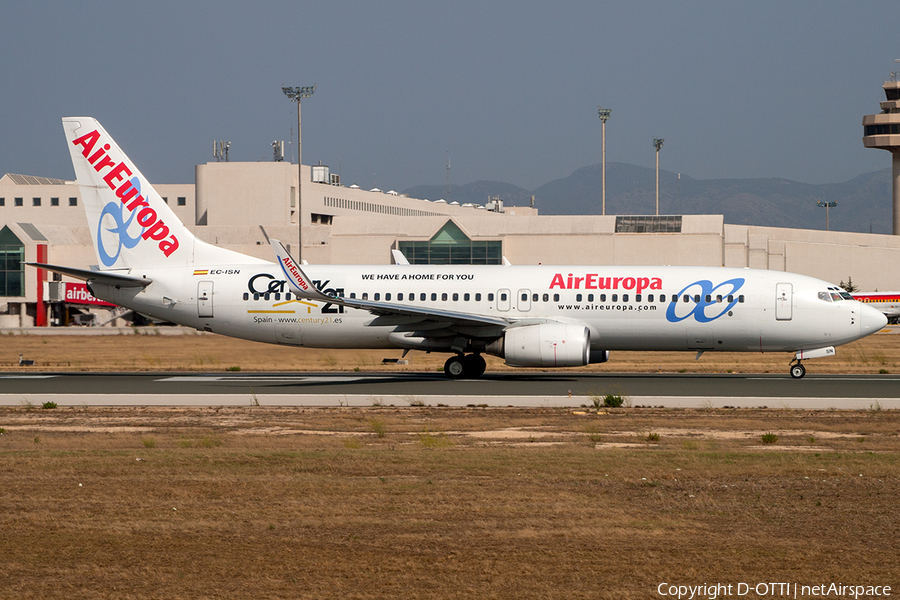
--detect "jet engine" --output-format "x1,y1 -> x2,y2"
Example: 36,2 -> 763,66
589,350 -> 610,364
490,322 -> 591,367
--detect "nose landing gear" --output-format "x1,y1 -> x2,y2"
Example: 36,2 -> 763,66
789,360 -> 806,379
444,354 -> 487,379
788,347 -> 835,379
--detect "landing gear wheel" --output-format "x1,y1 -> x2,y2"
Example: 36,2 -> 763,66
462,354 -> 487,378
444,355 -> 465,379
790,362 -> 806,379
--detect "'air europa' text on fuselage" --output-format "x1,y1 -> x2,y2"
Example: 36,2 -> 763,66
549,273 -> 663,294
71,129 -> 179,258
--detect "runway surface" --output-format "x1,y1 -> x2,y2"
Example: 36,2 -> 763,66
1,371 -> 898,409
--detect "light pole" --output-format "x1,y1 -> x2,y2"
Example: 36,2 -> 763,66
282,84 -> 315,260
817,200 -> 837,231
598,107 -> 611,215
653,138 -> 664,216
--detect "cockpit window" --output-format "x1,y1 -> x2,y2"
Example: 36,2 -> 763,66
825,286 -> 852,301
818,291 -> 832,302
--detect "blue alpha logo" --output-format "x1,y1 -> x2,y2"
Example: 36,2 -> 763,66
97,177 -> 145,267
665,278 -> 745,323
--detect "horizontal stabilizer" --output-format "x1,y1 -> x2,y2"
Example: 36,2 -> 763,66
28,263 -> 151,287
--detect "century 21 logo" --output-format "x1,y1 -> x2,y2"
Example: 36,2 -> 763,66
249,273 -> 344,313
665,278 -> 745,323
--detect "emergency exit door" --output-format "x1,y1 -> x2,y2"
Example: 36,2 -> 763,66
517,289 -> 532,312
497,289 -> 511,311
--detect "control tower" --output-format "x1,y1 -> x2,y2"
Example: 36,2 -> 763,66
863,71 -> 900,234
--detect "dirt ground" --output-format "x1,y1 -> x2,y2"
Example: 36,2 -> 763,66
1,405 -> 898,599
2,332 -> 899,597
2,327 -> 899,375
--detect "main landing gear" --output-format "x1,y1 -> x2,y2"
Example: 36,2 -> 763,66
789,360 -> 806,379
444,354 -> 487,379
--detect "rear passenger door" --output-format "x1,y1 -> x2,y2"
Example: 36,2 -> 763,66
197,281 -> 214,318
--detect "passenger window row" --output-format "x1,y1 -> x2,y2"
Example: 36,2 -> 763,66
572,293 -> 744,303
240,291 -> 745,304
352,292 -> 490,302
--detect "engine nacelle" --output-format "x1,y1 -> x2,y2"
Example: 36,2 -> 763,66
494,323 -> 591,368
589,350 -> 610,364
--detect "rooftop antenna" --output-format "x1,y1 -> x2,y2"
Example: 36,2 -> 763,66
446,152 -> 451,201
213,141 -> 231,162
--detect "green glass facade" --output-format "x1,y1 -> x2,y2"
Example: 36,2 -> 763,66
0,226 -> 24,297
398,221 -> 502,265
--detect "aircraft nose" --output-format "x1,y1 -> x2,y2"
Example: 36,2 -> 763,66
860,303 -> 888,336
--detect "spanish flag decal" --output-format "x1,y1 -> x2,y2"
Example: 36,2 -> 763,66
193,269 -> 209,276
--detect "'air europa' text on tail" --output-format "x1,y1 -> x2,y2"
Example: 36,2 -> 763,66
72,129 -> 179,258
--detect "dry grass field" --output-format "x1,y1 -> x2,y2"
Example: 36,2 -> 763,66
2,331 -> 899,597
1,405 -> 899,599
2,327 -> 900,374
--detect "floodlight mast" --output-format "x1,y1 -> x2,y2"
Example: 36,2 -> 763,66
653,138 -> 664,216
598,107 -> 611,215
282,84 -> 316,261
817,200 -> 838,231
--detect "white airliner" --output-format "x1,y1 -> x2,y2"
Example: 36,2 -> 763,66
30,117 -> 887,379
852,291 -> 900,323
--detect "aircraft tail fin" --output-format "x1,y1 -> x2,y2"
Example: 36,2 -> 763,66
62,117 -> 196,271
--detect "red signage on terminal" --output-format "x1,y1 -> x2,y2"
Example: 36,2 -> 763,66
64,282 -> 116,307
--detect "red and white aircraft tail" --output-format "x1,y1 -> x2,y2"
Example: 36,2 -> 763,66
61,117 -> 257,272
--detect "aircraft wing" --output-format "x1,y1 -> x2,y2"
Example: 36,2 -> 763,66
270,240 -> 511,338
337,296 -> 510,336
28,263 -> 152,288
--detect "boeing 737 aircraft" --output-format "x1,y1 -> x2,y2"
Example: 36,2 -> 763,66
30,117 -> 887,379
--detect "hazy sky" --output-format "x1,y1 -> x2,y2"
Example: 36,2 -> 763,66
2,1 -> 898,192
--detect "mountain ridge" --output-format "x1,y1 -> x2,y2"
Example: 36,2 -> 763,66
403,163 -> 893,234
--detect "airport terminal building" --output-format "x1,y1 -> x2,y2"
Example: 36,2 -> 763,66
2,161 -> 900,327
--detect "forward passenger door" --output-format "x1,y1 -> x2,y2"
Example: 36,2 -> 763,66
775,283 -> 792,321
